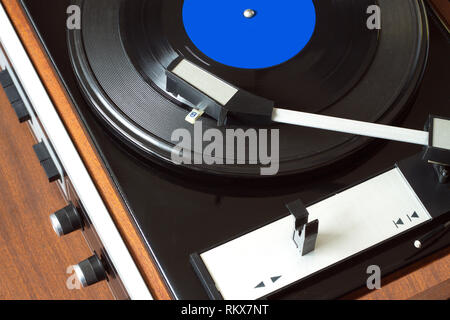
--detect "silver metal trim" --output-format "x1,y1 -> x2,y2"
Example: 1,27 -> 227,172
0,3 -> 152,300
73,264 -> 88,288
49,213 -> 63,237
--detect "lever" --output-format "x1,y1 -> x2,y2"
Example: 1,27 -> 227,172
287,199 -> 319,256
167,58 -> 450,181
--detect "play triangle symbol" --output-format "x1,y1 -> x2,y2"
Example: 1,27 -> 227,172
271,276 -> 282,283
412,212 -> 419,218
255,282 -> 265,288
396,218 -> 404,225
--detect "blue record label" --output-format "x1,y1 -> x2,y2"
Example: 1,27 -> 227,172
183,0 -> 317,69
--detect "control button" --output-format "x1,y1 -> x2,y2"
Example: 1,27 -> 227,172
0,69 -> 31,123
0,69 -> 13,87
40,158 -> 61,182
12,100 -> 31,123
33,141 -> 50,161
49,203 -> 83,237
3,84 -> 20,103
33,142 -> 61,182
73,255 -> 107,287
255,281 -> 265,289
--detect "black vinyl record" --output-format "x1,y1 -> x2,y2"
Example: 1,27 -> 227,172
68,0 -> 429,177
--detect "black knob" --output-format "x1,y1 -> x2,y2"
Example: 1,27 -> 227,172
49,203 -> 82,237
73,255 -> 107,287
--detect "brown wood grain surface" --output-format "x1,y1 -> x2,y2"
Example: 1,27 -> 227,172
347,248 -> 450,300
0,0 -> 171,300
430,0 -> 450,29
0,0 -> 448,300
0,87 -> 113,300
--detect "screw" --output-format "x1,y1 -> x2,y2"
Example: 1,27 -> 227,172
414,240 -> 422,249
243,9 -> 256,19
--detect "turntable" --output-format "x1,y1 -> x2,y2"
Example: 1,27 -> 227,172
5,0 -> 449,299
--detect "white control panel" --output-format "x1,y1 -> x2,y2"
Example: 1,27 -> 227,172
200,168 -> 431,300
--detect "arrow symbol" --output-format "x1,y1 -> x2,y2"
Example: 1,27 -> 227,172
271,276 -> 282,283
411,212 -> 419,218
255,282 -> 265,289
393,218 -> 404,228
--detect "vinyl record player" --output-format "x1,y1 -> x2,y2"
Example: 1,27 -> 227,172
18,0 -> 450,299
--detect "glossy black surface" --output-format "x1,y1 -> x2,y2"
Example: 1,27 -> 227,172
22,0 -> 450,299
122,0 -> 379,110
66,0 -> 429,177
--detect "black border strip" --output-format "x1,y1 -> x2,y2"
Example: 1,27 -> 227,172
190,253 -> 224,300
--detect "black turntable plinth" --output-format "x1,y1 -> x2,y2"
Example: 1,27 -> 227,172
22,0 -> 450,299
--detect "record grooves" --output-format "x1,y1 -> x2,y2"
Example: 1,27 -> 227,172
68,0 -> 429,177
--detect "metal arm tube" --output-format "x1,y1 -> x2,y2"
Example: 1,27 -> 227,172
272,108 -> 430,146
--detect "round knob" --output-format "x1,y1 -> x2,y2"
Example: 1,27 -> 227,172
73,255 -> 107,287
49,203 -> 82,237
